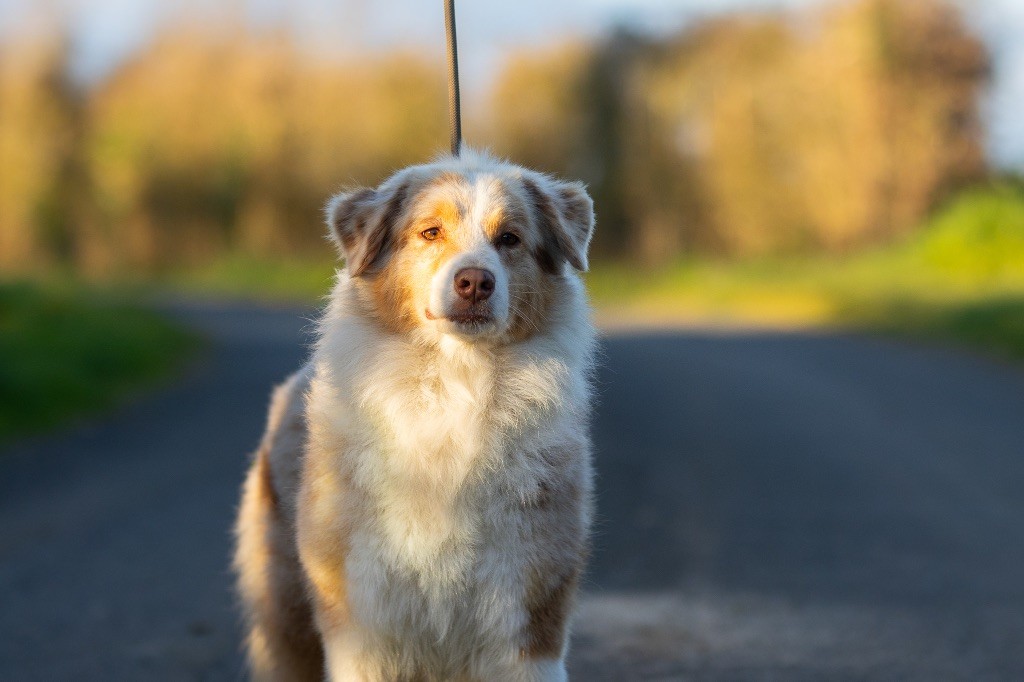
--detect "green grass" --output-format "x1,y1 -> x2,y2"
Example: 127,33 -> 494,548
0,281 -> 197,442
160,254 -> 337,303
854,296 -> 1024,361
587,257 -> 1024,360
588,181 -> 1024,360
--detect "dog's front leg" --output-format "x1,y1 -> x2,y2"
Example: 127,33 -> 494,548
302,574 -> 386,682
480,654 -> 568,682
520,657 -> 569,682
510,565 -> 581,682
296,448 -> 382,681
319,626 -> 385,682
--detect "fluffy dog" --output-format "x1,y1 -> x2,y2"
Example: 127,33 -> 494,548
234,149 -> 597,681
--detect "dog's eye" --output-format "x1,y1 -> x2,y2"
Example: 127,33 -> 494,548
421,227 -> 441,241
498,232 -> 521,247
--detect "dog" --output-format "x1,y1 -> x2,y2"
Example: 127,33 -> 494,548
234,149 -> 597,681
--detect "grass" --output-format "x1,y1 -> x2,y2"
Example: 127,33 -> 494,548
160,254 -> 337,303
0,281 -> 197,443
589,257 -> 1024,361
589,181 -> 1024,361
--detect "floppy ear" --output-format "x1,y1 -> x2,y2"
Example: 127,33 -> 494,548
522,176 -> 595,272
325,181 -> 409,276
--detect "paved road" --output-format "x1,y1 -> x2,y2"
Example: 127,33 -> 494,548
3,303 -> 1024,681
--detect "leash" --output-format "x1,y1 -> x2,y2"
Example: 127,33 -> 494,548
444,0 -> 462,157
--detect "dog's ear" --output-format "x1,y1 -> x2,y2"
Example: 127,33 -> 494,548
325,181 -> 409,276
522,175 -> 595,272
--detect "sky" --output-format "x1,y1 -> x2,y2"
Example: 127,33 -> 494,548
1,0 -> 1022,167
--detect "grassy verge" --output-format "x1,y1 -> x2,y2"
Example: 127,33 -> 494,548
851,296 -> 1024,362
589,258 -> 1024,360
588,182 -> 1024,360
158,255 -> 337,304
0,281 -> 197,443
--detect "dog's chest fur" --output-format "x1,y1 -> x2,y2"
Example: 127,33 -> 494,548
304,289 -> 590,651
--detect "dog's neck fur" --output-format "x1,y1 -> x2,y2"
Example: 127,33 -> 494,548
313,271 -> 594,436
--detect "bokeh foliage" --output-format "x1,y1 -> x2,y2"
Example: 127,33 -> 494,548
1,25 -> 447,274
491,0 -> 989,262
0,0 -> 992,274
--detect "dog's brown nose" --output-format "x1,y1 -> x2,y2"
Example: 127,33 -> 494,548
454,268 -> 495,303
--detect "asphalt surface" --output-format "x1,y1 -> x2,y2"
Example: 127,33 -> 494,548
3,303 -> 1024,680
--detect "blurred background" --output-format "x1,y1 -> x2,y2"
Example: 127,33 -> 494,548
0,1 -> 1018,272
0,0 -> 1017,266
0,0 -> 1016,261
4,1 -> 1024,679
0,1 -> 1019,296
5,0 -> 1024,437
1,1 -> 1023,322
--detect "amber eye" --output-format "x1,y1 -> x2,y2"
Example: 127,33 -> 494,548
499,232 -> 521,247
421,227 -> 441,241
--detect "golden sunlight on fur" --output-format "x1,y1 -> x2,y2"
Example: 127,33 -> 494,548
234,150 -> 596,681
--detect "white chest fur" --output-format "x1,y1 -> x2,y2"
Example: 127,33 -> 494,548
304,278 -> 594,664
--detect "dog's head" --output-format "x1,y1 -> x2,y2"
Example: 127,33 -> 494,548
326,150 -> 594,343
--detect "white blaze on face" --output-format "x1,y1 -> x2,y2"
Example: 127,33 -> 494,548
427,175 -> 511,337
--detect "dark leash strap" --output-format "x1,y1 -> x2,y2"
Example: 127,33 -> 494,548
444,0 -> 462,157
